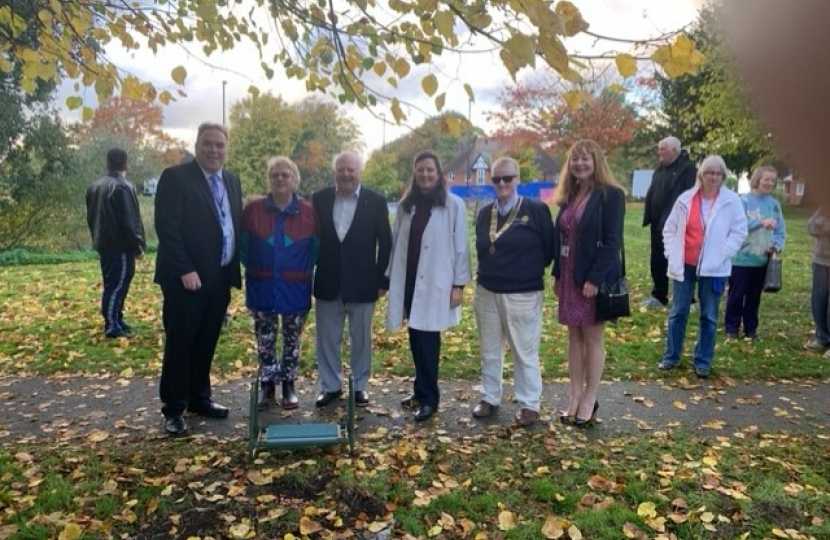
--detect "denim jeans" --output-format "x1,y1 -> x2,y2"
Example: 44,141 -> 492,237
662,265 -> 725,371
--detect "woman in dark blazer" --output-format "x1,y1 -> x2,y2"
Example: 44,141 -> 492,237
552,139 -> 625,428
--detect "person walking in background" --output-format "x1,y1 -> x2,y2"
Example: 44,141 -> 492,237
154,122 -> 243,436
642,136 -> 697,308
724,166 -> 786,340
241,157 -> 318,411
804,207 -> 830,356
552,140 -> 626,428
658,155 -> 747,379
85,148 -> 146,339
386,151 -> 471,422
312,151 -> 392,408
471,157 -> 554,427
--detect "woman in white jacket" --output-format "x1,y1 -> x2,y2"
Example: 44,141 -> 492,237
386,151 -> 471,421
658,155 -> 748,378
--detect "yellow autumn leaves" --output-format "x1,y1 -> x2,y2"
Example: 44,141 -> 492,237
6,0 -> 704,119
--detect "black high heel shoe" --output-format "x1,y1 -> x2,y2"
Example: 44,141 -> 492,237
559,413 -> 575,425
574,400 -> 599,429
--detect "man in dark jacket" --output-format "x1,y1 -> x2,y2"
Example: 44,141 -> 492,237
85,148 -> 146,338
312,151 -> 392,408
154,123 -> 243,436
642,137 -> 697,307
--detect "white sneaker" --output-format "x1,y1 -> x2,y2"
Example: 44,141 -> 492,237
640,297 -> 666,308
804,339 -> 828,352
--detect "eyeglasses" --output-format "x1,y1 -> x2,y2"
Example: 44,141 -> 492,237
491,175 -> 517,184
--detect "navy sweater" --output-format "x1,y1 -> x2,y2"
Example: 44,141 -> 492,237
475,197 -> 555,293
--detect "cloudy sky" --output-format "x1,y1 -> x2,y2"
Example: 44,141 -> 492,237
59,0 -> 704,153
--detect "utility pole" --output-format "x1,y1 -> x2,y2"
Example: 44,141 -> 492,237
466,97 -> 472,188
222,81 -> 227,125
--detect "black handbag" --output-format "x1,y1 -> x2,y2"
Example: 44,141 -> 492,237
596,276 -> 631,321
763,253 -> 782,293
595,195 -> 630,321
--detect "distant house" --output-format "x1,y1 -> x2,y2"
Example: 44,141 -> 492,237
443,138 -> 560,187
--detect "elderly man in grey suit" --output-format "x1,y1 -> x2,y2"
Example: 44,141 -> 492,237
312,151 -> 393,407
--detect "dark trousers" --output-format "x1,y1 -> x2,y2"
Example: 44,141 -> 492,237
159,269 -> 231,417
649,225 -> 669,305
408,328 -> 441,408
725,265 -> 767,336
99,252 -> 135,334
811,263 -> 830,345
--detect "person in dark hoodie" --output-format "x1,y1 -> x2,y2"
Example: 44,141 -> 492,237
641,136 -> 697,308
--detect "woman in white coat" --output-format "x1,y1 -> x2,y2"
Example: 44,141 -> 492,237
658,155 -> 748,378
386,151 -> 471,421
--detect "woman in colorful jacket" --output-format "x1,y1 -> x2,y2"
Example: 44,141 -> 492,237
241,156 -> 319,410
724,166 -> 786,340
658,155 -> 748,378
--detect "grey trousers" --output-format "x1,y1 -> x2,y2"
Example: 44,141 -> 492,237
315,297 -> 376,392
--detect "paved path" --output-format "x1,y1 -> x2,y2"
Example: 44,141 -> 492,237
1,375 -> 828,444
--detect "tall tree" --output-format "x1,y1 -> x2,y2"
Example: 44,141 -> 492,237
490,82 -> 644,158
226,94 -> 360,196
383,112 -> 482,183
4,1 -> 703,120
656,2 -> 779,173
0,0 -> 77,251
363,151 -> 404,199
74,97 -> 186,186
0,115 -> 77,251
291,97 -> 363,195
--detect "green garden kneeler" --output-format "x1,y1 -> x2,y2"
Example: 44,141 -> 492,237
248,374 -> 355,457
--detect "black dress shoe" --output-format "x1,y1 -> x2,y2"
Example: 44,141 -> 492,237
119,321 -> 132,333
187,401 -> 229,419
165,415 -> 187,436
414,405 -> 436,422
105,328 -> 129,339
400,394 -> 419,408
282,381 -> 299,410
315,390 -> 343,407
355,390 -> 369,406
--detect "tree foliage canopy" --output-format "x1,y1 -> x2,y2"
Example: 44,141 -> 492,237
2,0 -> 704,121
226,93 -> 361,196
490,82 -> 644,158
657,2 -> 778,173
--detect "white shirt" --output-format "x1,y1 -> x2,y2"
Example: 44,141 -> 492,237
334,184 -> 361,241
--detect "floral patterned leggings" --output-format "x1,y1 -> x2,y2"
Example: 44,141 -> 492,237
253,310 -> 309,383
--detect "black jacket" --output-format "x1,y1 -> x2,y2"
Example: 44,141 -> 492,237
553,186 -> 625,288
85,174 -> 145,255
642,150 -> 696,229
312,186 -> 392,303
153,160 -> 243,290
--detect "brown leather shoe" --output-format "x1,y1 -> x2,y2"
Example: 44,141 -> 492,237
515,408 -> 539,427
472,400 -> 497,418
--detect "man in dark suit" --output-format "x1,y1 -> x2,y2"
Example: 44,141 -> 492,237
312,151 -> 392,407
154,122 -> 243,436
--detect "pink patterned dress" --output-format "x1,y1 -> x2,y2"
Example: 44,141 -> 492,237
555,201 -> 598,326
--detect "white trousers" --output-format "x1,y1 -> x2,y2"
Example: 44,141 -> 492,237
473,285 -> 544,411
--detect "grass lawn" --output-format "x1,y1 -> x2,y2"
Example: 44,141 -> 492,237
0,203 -> 826,382
1,202 -> 828,540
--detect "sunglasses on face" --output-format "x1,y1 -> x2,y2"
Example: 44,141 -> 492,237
491,175 -> 516,184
